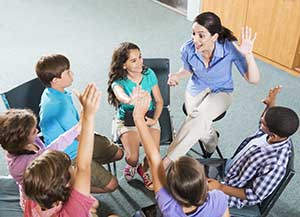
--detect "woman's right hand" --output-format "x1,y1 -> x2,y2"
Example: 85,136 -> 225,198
167,73 -> 179,86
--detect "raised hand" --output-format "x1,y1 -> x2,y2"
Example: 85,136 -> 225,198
234,26 -> 257,55
167,73 -> 179,86
77,83 -> 101,117
133,88 -> 151,122
129,85 -> 142,105
262,85 -> 282,107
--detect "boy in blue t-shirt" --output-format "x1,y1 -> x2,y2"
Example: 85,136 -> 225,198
36,54 -> 123,193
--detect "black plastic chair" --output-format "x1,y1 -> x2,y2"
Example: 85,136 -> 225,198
182,103 -> 225,159
0,77 -> 45,126
144,58 -> 174,146
109,58 -> 175,176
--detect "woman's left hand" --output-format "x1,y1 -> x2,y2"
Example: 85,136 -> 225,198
234,26 -> 257,56
145,117 -> 157,126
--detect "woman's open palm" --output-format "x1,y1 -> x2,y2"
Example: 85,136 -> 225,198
234,26 -> 257,55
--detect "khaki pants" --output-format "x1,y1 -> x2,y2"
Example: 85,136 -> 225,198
72,133 -> 118,188
167,88 -> 233,161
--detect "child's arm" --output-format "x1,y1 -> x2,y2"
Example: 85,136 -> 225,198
47,124 -> 80,151
208,178 -> 247,200
112,84 -> 132,104
73,84 -> 101,195
261,85 -> 281,114
113,84 -> 144,105
223,208 -> 230,217
145,84 -> 163,126
133,90 -> 166,193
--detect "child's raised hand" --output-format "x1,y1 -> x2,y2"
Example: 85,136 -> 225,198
129,85 -> 142,105
133,89 -> 151,122
79,83 -> 101,117
262,85 -> 282,107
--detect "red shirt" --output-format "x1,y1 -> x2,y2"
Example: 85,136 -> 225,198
24,189 -> 96,217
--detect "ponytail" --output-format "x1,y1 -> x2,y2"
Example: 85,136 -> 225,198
218,26 -> 237,43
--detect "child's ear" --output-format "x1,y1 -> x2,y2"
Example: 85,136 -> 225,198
51,77 -> 59,86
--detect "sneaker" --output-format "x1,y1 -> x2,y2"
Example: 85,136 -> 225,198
137,164 -> 154,191
123,164 -> 136,182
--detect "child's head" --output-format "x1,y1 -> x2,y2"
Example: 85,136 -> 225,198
108,42 -> 142,107
166,156 -> 208,207
262,106 -> 299,138
35,54 -> 73,88
24,150 -> 72,209
0,109 -> 37,155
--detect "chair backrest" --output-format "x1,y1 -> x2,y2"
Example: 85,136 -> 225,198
259,145 -> 295,217
143,58 -> 173,145
0,77 -> 45,124
143,58 -> 170,106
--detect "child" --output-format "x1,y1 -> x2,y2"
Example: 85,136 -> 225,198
107,42 -> 163,190
208,86 -> 299,211
36,54 -> 123,193
0,109 -> 80,209
132,89 -> 230,217
23,84 -> 100,216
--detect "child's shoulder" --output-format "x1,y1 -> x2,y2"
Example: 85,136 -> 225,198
112,78 -> 129,88
207,190 -> 228,211
40,93 -> 74,116
208,189 -> 228,200
143,68 -> 158,82
42,88 -> 72,103
61,189 -> 96,214
144,67 -> 155,75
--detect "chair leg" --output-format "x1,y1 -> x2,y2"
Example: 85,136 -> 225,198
107,163 -> 111,172
199,140 -> 224,159
113,161 -> 117,177
216,146 -> 224,159
199,140 -> 207,156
